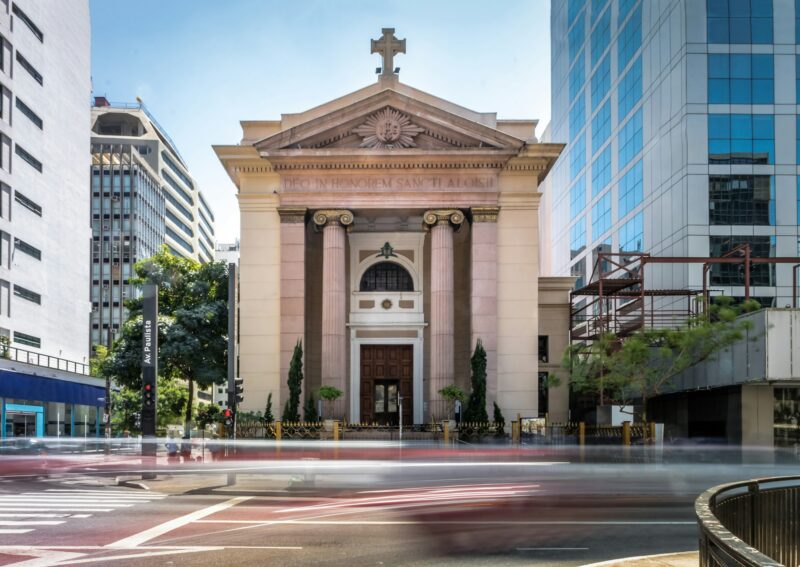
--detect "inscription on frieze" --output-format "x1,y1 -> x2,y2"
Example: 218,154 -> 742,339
281,175 -> 497,192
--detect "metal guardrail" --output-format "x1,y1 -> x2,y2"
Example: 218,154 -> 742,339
1,345 -> 89,375
696,476 -> 800,567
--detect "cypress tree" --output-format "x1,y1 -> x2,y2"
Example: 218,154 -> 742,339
282,340 -> 303,422
464,339 -> 488,422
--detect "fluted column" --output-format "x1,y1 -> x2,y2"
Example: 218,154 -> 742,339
313,209 -> 353,418
423,209 -> 464,420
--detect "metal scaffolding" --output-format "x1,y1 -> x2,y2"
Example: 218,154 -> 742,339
570,245 -> 800,341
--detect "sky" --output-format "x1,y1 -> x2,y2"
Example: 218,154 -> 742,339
90,0 -> 551,243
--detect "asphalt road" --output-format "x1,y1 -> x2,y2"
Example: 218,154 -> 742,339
0,446 -> 795,566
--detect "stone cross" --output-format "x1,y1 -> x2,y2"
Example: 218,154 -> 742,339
371,28 -> 405,76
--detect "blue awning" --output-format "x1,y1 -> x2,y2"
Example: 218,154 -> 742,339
0,370 -> 105,406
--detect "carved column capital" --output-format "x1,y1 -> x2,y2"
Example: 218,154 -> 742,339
277,207 -> 307,224
313,209 -> 354,228
470,206 -> 499,223
422,209 -> 465,229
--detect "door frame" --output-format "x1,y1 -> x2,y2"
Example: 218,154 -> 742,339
350,336 -> 423,424
3,403 -> 45,438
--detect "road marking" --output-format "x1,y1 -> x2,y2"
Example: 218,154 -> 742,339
70,514 -> 92,519
0,508 -> 114,512
194,519 -> 695,526
517,547 -> 590,551
0,514 -> 69,518
0,528 -> 34,533
106,496 -> 252,549
0,521 -> 65,526
580,551 -> 698,567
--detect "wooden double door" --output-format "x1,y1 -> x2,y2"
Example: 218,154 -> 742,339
360,345 -> 413,425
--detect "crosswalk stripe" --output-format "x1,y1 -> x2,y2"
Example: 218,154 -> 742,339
45,489 -> 164,496
0,529 -> 33,534
0,508 -> 114,512
0,521 -> 65,526
0,514 -> 69,518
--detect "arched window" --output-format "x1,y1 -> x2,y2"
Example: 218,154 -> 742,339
359,262 -> 414,292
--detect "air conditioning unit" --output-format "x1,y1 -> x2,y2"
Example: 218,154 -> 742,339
102,225 -> 110,230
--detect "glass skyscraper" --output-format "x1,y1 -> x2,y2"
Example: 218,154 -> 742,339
545,0 -> 799,308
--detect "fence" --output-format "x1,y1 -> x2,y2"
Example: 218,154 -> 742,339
696,475 -> 800,567
515,420 -> 657,446
1,345 -> 90,375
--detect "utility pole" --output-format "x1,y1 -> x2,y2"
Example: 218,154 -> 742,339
141,284 -> 158,480
226,264 -> 237,486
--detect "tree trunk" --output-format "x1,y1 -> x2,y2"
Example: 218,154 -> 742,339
183,378 -> 194,438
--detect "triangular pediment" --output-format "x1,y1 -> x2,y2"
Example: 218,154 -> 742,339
254,89 -> 525,153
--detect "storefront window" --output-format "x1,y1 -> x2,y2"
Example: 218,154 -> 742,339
775,387 -> 800,448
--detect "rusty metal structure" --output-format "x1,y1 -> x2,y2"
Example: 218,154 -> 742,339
570,244 -> 800,341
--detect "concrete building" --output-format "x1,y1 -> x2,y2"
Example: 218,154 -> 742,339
0,1 -> 110,438
215,240 -> 240,266
90,99 -> 217,349
546,0 -> 800,445
214,29 -> 573,424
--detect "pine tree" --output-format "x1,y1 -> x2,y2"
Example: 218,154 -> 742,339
493,402 -> 505,436
464,339 -> 488,422
282,340 -> 303,422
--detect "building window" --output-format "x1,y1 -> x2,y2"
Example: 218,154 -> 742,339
14,237 -> 41,260
708,114 -> 773,165
569,9 -> 585,63
11,3 -> 43,42
15,97 -> 42,129
569,50 -> 585,100
160,150 -> 194,190
708,54 -> 773,104
15,51 -> 42,85
707,0 -> 773,44
571,216 -> 586,259
538,372 -> 549,417
592,0 -> 609,16
570,134 -> 586,179
571,257 -> 586,289
592,191 -> 612,240
710,175 -> 774,225
166,208 -> 193,238
592,145 -> 612,196
538,336 -> 549,363
618,108 -> 643,169
590,5 -> 610,66
14,144 -> 42,172
591,53 -> 611,110
13,284 -> 40,304
14,190 -> 41,216
166,226 -> 193,254
162,170 -> 194,205
619,0 -> 638,24
570,176 -> 586,219
164,191 -> 193,221
618,56 -> 642,120
568,0 -> 584,27
13,331 -> 40,348
591,99 -> 611,155
619,212 -> 644,252
618,4 -> 642,71
569,93 -> 586,140
619,159 -> 643,218
360,261 -> 414,292
710,235 -> 775,286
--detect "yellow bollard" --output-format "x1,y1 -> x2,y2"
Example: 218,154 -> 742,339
622,421 -> 631,446
333,420 -> 340,442
275,420 -> 282,441
648,421 -> 656,445
511,420 -> 520,445
578,421 -> 586,446
443,420 -> 450,445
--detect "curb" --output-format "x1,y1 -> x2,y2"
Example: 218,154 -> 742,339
581,550 -> 698,567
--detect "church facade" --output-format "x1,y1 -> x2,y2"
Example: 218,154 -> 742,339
215,30 -> 572,424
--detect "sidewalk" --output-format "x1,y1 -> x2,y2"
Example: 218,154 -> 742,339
582,551 -> 698,566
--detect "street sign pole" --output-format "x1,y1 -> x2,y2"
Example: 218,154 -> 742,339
226,263 -> 236,486
141,284 -> 158,480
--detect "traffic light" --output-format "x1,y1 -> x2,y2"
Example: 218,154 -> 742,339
234,378 -> 244,406
143,381 -> 155,409
224,408 -> 233,427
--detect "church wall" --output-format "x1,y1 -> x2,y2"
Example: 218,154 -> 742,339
453,222 -> 472,393
537,276 -> 576,423
237,183 -> 281,413
304,221 -> 323,406
496,174 -> 541,419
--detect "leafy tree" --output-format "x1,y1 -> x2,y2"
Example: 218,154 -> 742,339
464,340 -> 488,422
263,393 -> 274,423
90,345 -> 110,377
196,403 -> 222,429
438,384 -> 466,419
304,393 -> 319,422
282,340 -> 303,422
111,377 -> 189,434
318,385 -> 343,419
563,297 -> 760,421
101,247 -> 229,436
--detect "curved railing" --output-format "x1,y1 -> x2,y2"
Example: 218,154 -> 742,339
696,476 -> 800,567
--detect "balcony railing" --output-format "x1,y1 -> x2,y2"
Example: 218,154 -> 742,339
696,475 -> 800,567
0,345 -> 90,376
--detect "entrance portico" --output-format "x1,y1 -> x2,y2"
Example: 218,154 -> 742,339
214,29 -> 564,424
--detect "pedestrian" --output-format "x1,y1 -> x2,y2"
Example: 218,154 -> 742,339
165,436 -> 178,462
